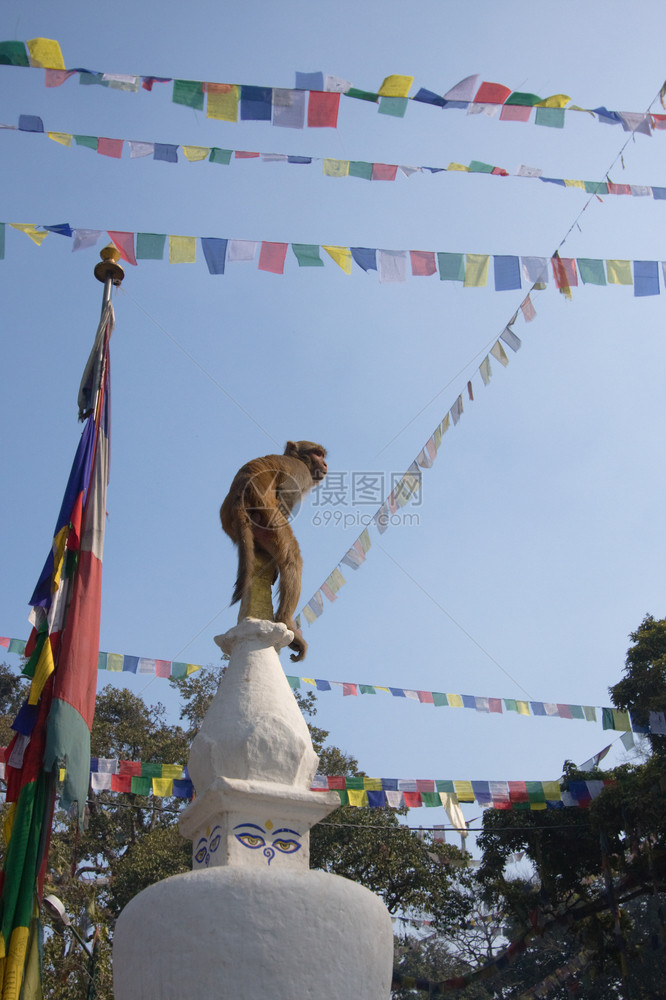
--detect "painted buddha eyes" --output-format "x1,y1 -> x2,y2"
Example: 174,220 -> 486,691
233,823 -> 302,864
194,825 -> 222,866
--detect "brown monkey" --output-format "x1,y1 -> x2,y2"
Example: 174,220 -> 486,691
220,441 -> 328,661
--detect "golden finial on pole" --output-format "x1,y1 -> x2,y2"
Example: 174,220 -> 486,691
94,243 -> 125,313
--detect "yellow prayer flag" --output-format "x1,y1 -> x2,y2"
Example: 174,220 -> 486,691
529,801 -> 547,810
206,84 -> 239,121
302,606 -> 317,625
375,686 -> 390,694
490,341 -> 509,367
302,677 -> 316,686
48,132 -> 73,147
542,781 -> 561,801
152,778 -> 174,797
464,254 -> 489,287
447,163 -> 469,172
59,768 -> 66,782
169,235 -> 196,264
323,245 -> 352,274
107,653 -> 123,672
27,37 -> 65,70
323,159 -> 350,178
563,179 -> 585,189
182,145 -> 211,162
9,223 -> 48,246
447,693 -> 463,708
363,777 -> 383,791
186,663 -> 201,674
378,74 -> 414,98
606,259 -> 632,285
440,413 -> 450,436
536,94 -> 571,108
161,764 -> 184,780
516,700 -> 530,716
612,709 -> 631,731
327,568 -> 346,592
453,780 -> 475,802
347,788 -> 368,807
4,803 -> 16,846
28,639 -> 55,705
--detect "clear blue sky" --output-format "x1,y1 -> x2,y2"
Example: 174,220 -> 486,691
1,0 -> 665,839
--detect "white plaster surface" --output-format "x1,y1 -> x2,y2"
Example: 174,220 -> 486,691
113,867 -> 394,1000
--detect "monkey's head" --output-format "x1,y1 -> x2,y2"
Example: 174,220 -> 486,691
284,441 -> 328,482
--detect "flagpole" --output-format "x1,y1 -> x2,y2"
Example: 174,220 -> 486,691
93,243 -> 124,315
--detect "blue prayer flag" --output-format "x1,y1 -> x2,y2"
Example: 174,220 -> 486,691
351,247 -> 377,271
633,260 -> 659,297
44,223 -> 73,237
201,238 -> 227,275
295,71 -> 324,91
367,790 -> 387,808
240,86 -> 272,121
123,656 -> 139,674
154,143 -> 178,163
413,88 -> 446,107
462,695 -> 476,709
18,114 -> 44,133
494,255 -> 521,291
315,679 -> 331,691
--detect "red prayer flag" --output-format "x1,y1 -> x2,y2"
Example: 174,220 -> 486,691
489,698 -> 502,713
307,91 -> 340,127
258,242 -> 288,274
417,690 -> 434,703
235,150 -> 260,158
499,104 -> 532,122
97,137 -> 124,158
342,683 -> 357,696
111,774 -> 132,793
403,791 -> 423,808
551,255 -> 578,289
508,781 -> 529,802
119,760 -> 142,777
473,82 -> 512,105
107,231 -> 137,266
410,251 -> 436,276
155,659 -> 171,678
371,163 -> 398,181
607,182 -> 631,195
327,776 -> 346,790
557,704 -> 573,719
416,780 -> 435,793
492,167 -> 509,176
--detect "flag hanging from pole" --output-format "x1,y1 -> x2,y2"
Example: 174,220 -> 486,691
0,300 -> 113,1000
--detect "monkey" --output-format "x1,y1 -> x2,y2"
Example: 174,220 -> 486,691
220,441 -> 328,662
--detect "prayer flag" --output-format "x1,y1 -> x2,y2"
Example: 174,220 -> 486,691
577,259 -> 606,285
97,137 -> 123,159
74,134 -> 98,150
26,37 -> 65,69
378,75 -> 413,97
479,357 -> 492,385
323,246 -> 352,274
209,147 -> 232,164
535,108 -> 565,128
240,85 -> 272,121
493,256 -> 521,291
172,80 -> 204,110
351,247 -> 377,272
443,75 -> 478,103
499,105 -> 532,122
520,295 -> 536,322
606,259 -> 632,285
378,97 -> 408,117
18,115 -> 44,133
490,341 -> 509,367
201,238 -> 227,275
551,255 -> 577,295
349,161 -> 373,180
136,233 -> 166,260
206,84 -> 239,121
9,224 -> 48,246
473,82 -> 512,104
72,229 -> 101,252
273,89 -> 305,129
500,326 -> 521,352
48,132 -> 72,146
154,143 -> 178,163
307,91 -> 340,127
413,88 -> 446,107
227,240 -> 257,262
464,254 -> 489,287
169,236 -> 196,264
107,232 -> 137,266
537,94 -> 571,108
258,242 -> 288,274
521,257 -> 549,285
378,250 -> 406,283
182,146 -> 210,162
634,260 -> 659,297
437,253 -> 465,281
128,141 -> 154,158
371,163 -> 398,181
0,41 -> 29,66
295,71 -> 324,90
292,244 -> 324,267
323,159 -> 349,177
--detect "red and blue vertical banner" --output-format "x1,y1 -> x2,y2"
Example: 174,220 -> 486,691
0,301 -> 113,1000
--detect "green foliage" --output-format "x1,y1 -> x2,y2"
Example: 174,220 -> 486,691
611,613 -> 666,758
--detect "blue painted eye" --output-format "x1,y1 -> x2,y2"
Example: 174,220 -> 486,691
209,834 -> 221,853
236,833 -> 265,849
273,838 -> 301,854
195,845 -> 208,864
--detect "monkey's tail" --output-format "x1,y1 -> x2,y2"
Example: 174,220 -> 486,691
231,509 -> 255,606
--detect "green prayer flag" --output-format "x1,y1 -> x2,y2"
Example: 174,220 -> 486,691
378,96 -> 408,117
292,244 -> 324,267
172,79 -> 204,110
359,684 -> 376,695
209,147 -> 232,165
577,259 -> 606,285
569,704 -> 585,719
0,40 -> 29,66
286,675 -> 300,689
349,161 -> 373,180
140,762 -> 162,779
345,88 -> 379,103
504,699 -> 518,713
136,233 -> 166,260
0,222 -> 5,260
504,91 -> 542,106
346,776 -> 364,790
436,780 -> 455,794
432,692 -> 449,707
535,107 -> 565,128
468,161 -> 494,173
421,792 -> 440,808
336,789 -> 349,806
584,180 -> 608,195
74,134 -> 98,150
583,706 -> 597,722
526,781 -> 546,802
8,637 -> 26,654
130,776 -> 152,796
98,651 -> 108,670
171,662 -> 188,679
437,252 -> 465,281
602,706 -> 615,730
612,709 -> 631,732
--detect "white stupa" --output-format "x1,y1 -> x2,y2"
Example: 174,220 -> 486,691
113,617 -> 394,999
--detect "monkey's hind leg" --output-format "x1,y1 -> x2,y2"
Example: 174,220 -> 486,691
237,548 -> 276,623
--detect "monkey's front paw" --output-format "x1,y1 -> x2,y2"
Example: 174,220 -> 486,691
288,635 -> 308,662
